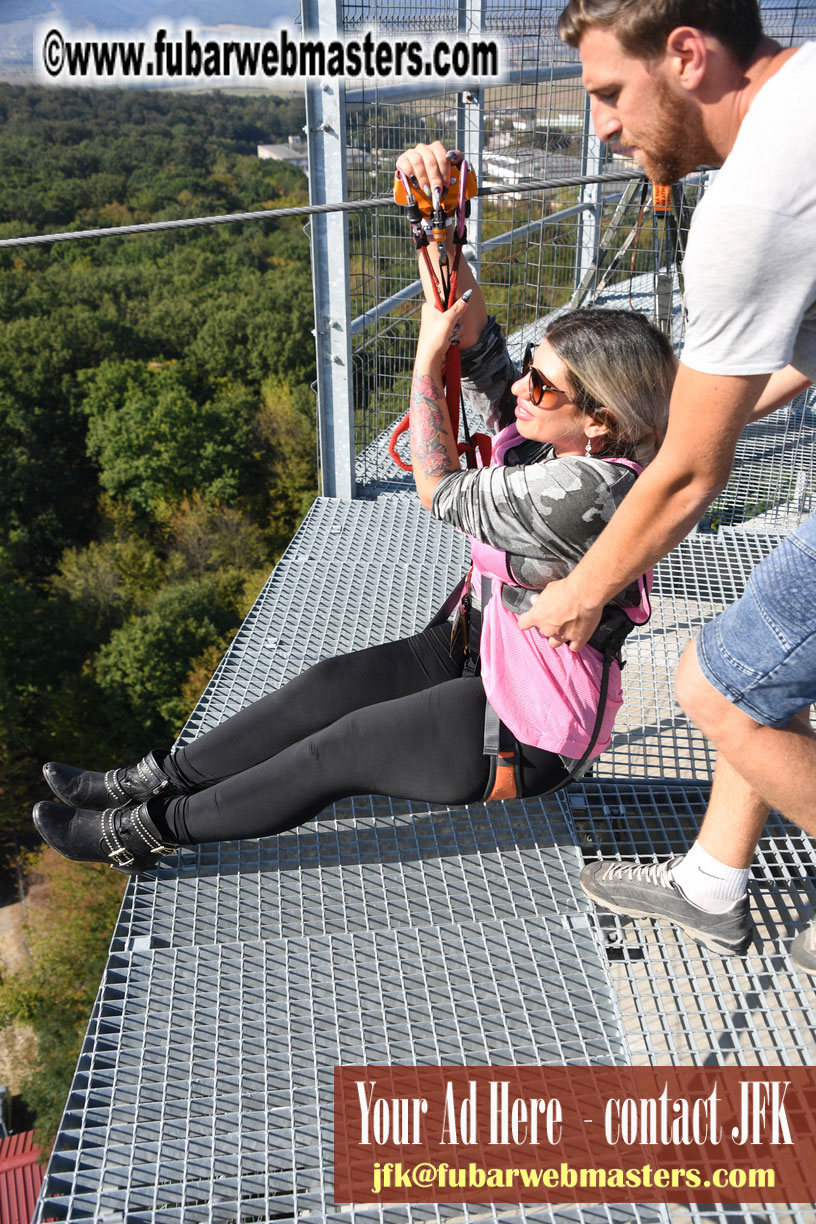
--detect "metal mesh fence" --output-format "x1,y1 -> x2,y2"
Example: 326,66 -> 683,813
342,1 -> 616,479
350,175 -> 699,484
341,1 -> 816,491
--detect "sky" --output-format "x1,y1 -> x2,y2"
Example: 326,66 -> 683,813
2,1 -> 812,84
0,1 -> 301,81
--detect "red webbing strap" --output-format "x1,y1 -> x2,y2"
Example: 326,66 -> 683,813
488,754 -> 519,801
448,245 -> 461,310
421,244 -> 444,312
391,163 -> 483,472
445,343 -> 461,439
388,412 -> 413,471
470,433 -> 494,467
388,249 -> 455,471
484,738 -> 520,802
444,339 -> 492,471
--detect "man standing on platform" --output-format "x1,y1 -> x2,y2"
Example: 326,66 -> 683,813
518,0 -> 816,971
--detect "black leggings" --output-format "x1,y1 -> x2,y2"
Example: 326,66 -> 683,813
160,621 -> 568,845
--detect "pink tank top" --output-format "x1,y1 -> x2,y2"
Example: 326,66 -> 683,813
470,424 -> 651,759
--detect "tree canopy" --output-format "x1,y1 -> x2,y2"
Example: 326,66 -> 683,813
0,83 -> 318,1145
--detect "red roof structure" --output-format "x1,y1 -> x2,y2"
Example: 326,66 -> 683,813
0,1131 -> 45,1224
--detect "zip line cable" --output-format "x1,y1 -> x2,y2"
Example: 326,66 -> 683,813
0,168 -> 645,249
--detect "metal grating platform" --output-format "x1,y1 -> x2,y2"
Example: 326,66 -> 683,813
108,796 -> 589,952
181,496 -> 468,737
22,0 -> 816,1211
564,782 -> 816,1065
35,489 -> 816,1224
42,920 -> 634,1224
704,393 -> 816,534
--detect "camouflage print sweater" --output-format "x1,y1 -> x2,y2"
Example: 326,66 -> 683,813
430,316 -> 642,608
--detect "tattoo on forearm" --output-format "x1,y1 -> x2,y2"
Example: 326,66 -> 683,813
411,373 -> 457,478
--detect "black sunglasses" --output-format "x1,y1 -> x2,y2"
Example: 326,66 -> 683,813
521,341 -> 567,405
521,341 -> 609,425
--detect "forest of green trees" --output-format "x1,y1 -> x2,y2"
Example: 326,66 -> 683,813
0,82 -> 317,1142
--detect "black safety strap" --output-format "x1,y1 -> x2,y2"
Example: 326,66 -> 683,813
543,648 -> 616,797
427,567 -> 480,671
427,572 -> 469,629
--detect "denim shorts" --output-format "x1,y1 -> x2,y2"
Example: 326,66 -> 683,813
697,513 -> 816,727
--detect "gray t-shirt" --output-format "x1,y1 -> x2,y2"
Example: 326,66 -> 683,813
681,41 -> 816,380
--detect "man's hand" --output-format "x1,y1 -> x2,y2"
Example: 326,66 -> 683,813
518,577 -> 604,651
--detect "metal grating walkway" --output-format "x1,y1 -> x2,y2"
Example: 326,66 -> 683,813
34,483 -> 816,1224
45,920 -> 635,1224
566,782 -> 816,1066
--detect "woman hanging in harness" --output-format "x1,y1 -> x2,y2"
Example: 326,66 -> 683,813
32,146 -> 676,873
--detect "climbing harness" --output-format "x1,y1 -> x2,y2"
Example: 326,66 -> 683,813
399,163 -> 656,803
390,158 -> 492,472
480,578 -> 650,802
478,452 -> 652,802
426,565 -> 651,805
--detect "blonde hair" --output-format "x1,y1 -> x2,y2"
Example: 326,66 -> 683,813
545,308 -> 677,467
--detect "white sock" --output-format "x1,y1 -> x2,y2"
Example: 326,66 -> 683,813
670,841 -> 750,913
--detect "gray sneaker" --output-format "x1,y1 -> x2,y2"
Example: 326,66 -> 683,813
790,921 -> 816,975
580,857 -> 754,956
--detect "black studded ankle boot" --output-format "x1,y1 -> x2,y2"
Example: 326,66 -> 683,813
32,798 -> 178,873
43,750 -> 175,810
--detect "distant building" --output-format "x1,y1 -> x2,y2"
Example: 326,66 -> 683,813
484,150 -> 545,183
555,111 -> 585,129
0,1131 -> 46,1224
257,135 -> 308,172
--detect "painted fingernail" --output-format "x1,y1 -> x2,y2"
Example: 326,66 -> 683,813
462,289 -> 473,302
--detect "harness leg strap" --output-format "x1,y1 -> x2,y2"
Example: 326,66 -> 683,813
481,573 -> 522,802
483,697 -> 522,802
